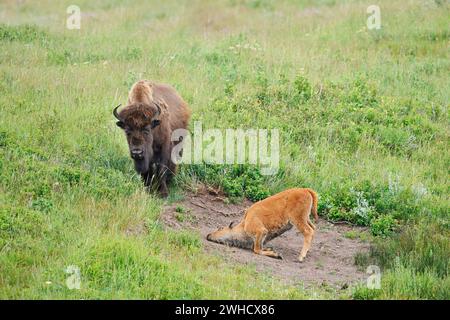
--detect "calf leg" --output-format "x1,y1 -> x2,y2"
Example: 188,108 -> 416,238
252,232 -> 282,259
291,217 -> 315,262
245,217 -> 283,259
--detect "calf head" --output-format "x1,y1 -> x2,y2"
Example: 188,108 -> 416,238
113,102 -> 161,174
206,221 -> 252,249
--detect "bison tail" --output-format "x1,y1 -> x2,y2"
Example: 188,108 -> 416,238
306,188 -> 319,223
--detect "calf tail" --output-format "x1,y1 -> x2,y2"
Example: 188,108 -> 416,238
306,188 -> 319,223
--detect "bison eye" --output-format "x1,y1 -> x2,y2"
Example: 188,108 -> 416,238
151,119 -> 160,128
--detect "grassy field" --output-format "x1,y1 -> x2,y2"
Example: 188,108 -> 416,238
0,0 -> 449,299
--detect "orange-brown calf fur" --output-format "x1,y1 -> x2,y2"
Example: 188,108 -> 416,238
207,188 -> 318,261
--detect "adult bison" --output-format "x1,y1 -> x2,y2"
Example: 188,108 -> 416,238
113,80 -> 190,197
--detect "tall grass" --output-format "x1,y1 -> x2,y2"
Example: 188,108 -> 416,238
0,0 -> 448,299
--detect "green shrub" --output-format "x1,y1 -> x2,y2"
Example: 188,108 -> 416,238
0,206 -> 45,240
344,78 -> 378,109
180,164 -> 273,202
370,221 -> 449,278
30,197 -> 54,213
293,75 -> 312,102
175,206 -> 185,213
370,214 -> 397,237
0,24 -> 48,43
245,184 -> 270,202
319,180 -> 424,234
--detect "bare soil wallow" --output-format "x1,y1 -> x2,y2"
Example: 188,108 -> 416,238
162,187 -> 370,288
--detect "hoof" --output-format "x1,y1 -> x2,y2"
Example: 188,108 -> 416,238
266,252 -> 283,260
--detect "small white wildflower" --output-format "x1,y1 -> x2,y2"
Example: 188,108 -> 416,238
351,189 -> 373,222
412,183 -> 428,198
388,174 -> 401,195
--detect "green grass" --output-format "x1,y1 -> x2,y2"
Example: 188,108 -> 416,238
0,0 -> 449,299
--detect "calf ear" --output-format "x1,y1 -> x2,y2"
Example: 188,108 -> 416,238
116,121 -> 125,128
229,221 -> 237,229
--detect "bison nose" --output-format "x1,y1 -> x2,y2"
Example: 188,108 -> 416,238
131,149 -> 144,160
206,233 -> 212,241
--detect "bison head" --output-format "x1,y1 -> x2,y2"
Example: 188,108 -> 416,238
113,102 -> 161,174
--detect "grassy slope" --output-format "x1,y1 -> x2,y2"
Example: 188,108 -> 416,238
0,0 -> 448,299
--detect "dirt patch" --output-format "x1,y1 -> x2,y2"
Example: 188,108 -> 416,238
162,187 -> 370,288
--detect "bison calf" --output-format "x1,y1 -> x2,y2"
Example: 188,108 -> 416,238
207,188 -> 318,262
113,80 -> 190,197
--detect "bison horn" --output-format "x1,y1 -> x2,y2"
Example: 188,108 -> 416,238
113,104 -> 122,120
155,102 -> 161,116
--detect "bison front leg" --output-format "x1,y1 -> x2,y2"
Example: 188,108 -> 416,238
157,164 -> 169,198
156,146 -> 172,198
141,165 -> 155,188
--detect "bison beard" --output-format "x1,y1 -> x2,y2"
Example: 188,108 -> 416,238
113,80 -> 190,197
134,158 -> 150,176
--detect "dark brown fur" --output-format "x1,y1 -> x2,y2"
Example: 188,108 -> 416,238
114,80 -> 190,197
